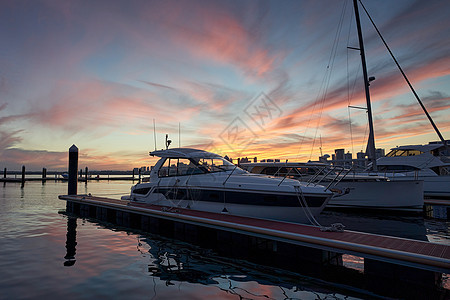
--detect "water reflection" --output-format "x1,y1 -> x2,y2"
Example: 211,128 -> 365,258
63,216 -> 364,299
137,234 -> 363,299
64,217 -> 77,266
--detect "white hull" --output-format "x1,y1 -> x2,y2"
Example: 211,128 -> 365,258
326,180 -> 424,212
127,186 -> 329,224
130,197 -> 325,224
386,174 -> 450,198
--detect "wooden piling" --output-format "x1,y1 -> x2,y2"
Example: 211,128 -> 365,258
85,167 -> 88,183
21,165 -> 25,188
42,167 -> 47,184
68,145 -> 78,195
3,168 -> 6,178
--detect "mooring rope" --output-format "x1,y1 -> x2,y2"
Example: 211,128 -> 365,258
294,186 -> 322,227
294,186 -> 345,232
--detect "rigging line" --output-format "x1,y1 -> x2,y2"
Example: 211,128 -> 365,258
346,3 -> 356,155
358,0 -> 447,147
308,0 -> 348,161
297,1 -> 348,160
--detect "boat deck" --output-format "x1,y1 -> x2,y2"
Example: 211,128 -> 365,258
59,194 -> 450,274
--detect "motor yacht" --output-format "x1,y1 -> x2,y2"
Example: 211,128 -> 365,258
369,142 -> 450,199
241,161 -> 424,213
122,148 -> 332,224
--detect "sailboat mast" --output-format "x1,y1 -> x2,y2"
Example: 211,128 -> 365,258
353,0 -> 377,171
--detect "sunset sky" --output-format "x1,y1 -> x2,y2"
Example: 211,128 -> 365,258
1,0 -> 449,171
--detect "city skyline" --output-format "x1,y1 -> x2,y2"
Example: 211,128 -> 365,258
1,0 -> 449,170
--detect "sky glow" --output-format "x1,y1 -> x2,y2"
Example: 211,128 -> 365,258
1,0 -> 449,170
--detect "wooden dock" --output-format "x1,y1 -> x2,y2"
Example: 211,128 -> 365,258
59,194 -> 449,298
424,199 -> 450,206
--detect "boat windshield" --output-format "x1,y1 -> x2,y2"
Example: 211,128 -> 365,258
195,157 -> 237,173
158,157 -> 239,177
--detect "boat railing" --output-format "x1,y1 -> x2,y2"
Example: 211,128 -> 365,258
278,166 -> 295,186
305,166 -> 353,191
325,167 -> 353,190
306,166 -> 330,186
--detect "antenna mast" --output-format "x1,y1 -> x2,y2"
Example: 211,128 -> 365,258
153,119 -> 157,151
319,135 -> 323,157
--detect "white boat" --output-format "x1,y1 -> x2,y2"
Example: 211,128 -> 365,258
242,161 -> 424,213
369,142 -> 450,199
121,148 -> 332,224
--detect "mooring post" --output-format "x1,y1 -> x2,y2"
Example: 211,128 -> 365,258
42,167 -> 47,184
85,167 -> 88,184
3,168 -> 6,178
21,165 -> 25,188
139,168 -> 141,183
68,145 -> 79,195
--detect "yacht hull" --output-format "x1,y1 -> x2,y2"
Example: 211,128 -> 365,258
127,186 -> 330,224
386,175 -> 450,199
326,180 -> 424,212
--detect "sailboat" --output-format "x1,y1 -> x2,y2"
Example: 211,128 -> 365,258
243,0 -> 425,212
352,0 -> 449,199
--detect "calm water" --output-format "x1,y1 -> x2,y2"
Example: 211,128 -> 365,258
0,180 -> 448,299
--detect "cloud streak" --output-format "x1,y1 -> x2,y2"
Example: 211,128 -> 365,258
0,0 -> 448,170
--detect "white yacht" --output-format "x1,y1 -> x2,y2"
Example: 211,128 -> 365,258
242,161 -> 424,213
121,148 -> 332,224
370,142 -> 450,199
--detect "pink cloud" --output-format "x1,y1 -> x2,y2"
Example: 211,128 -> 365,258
23,79 -> 202,133
166,5 -> 284,80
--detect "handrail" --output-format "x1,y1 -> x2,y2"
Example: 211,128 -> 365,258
307,166 -> 329,186
333,167 -> 353,186
323,167 -> 344,190
278,166 -> 293,186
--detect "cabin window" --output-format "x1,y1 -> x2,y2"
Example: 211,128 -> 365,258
133,187 -> 151,195
378,165 -> 419,172
261,167 -> 284,176
385,149 -> 423,157
158,158 -> 205,177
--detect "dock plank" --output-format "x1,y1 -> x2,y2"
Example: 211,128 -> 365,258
59,194 -> 450,273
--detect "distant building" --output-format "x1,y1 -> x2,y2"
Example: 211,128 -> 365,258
375,148 -> 385,159
331,149 -> 352,169
321,147 -> 386,170
354,151 -> 367,169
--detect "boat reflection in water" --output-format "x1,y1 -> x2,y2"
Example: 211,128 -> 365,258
62,216 -> 367,299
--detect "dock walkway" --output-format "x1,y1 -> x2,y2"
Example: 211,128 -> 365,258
59,194 -> 449,274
